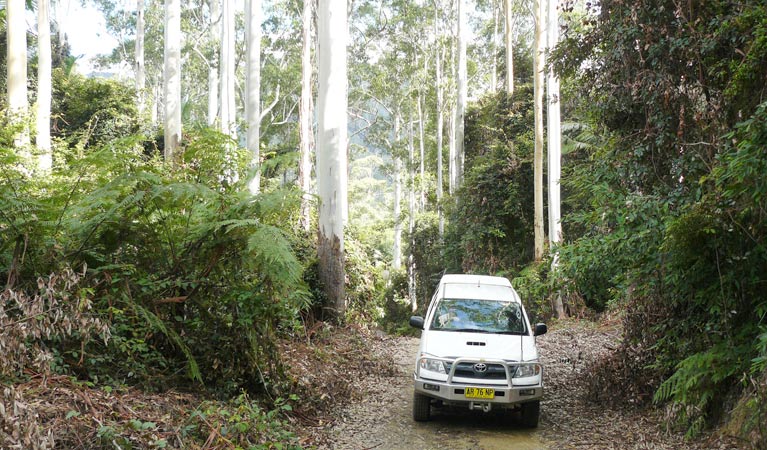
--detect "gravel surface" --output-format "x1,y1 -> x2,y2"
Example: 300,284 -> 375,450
314,320 -> 746,449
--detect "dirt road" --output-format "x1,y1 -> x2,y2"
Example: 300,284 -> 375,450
322,336 -> 547,449
318,321 -> 739,449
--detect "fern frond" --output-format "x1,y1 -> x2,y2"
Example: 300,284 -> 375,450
133,302 -> 202,383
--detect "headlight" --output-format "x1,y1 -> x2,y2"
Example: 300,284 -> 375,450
513,363 -> 541,378
420,358 -> 447,374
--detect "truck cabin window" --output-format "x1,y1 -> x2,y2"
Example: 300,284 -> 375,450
431,299 -> 526,335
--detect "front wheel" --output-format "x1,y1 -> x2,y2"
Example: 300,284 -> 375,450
413,392 -> 431,422
519,400 -> 540,428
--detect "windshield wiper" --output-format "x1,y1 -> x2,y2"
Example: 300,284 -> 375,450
493,330 -> 527,335
449,328 -> 492,333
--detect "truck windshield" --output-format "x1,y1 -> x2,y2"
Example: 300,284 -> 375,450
430,298 -> 526,334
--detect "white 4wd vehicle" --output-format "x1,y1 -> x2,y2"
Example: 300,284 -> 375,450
409,274 -> 547,427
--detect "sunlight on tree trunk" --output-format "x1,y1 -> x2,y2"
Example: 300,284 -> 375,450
208,0 -> 220,126
418,91 -> 426,211
547,0 -> 565,319
504,0 -> 514,94
317,0 -> 348,321
37,0 -> 53,172
164,0 -> 182,161
136,0 -> 146,116
246,0 -> 262,194
220,0 -> 236,140
533,0 -> 545,261
408,115 -> 417,312
491,2 -> 498,94
7,0 -> 29,149
299,0 -> 315,233
455,0 -> 467,188
435,4 -> 444,235
393,112 -> 402,271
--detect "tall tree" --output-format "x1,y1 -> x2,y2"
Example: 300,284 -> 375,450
454,0 -> 467,188
245,0 -> 262,194
208,0 -> 220,126
504,0 -> 514,94
434,2 -> 444,234
37,0 -> 53,171
220,0 -> 236,139
298,0 -> 314,232
7,0 -> 29,148
491,1 -> 499,93
164,0 -> 182,160
546,0 -> 565,318
136,0 -> 146,115
392,111 -> 402,270
317,0 -> 348,320
532,0 -> 544,260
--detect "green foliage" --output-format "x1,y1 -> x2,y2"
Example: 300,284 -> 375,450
446,87 -> 535,274
511,262 -> 551,324
0,126 -> 309,396
554,0 -> 767,437
185,393 -> 302,449
52,70 -> 140,149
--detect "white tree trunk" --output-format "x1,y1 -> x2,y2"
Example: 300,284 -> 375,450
504,0 -> 514,94
547,0 -> 565,318
245,0 -> 262,194
393,112 -> 402,271
208,0 -> 220,126
37,0 -> 52,171
164,0 -> 182,160
409,116 -> 416,236
136,0 -> 146,115
299,0 -> 314,232
7,0 -> 29,148
418,91 -> 425,211
455,0 -> 467,188
220,0 -> 237,139
408,115 -> 416,310
317,0 -> 348,319
547,0 -> 562,245
491,3 -> 498,94
435,7 -> 444,235
533,0 -> 545,261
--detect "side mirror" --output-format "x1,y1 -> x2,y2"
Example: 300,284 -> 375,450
533,323 -> 548,336
409,316 -> 425,330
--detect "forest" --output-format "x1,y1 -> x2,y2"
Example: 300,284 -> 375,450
1,0 -> 766,448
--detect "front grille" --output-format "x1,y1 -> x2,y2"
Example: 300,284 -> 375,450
446,362 -> 508,380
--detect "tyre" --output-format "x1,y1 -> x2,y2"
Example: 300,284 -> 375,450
413,392 -> 431,422
519,400 -> 540,428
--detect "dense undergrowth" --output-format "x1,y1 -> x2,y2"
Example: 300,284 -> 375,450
399,1 -> 767,445
0,121 -> 385,447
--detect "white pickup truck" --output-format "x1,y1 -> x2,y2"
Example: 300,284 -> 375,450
409,274 -> 547,427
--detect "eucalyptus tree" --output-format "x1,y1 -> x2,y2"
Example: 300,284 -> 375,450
220,0 -> 236,139
532,0 -> 544,260
316,0 -> 348,319
164,0 -> 182,159
546,0 -> 564,318
434,0 -> 445,234
245,0 -> 262,194
136,0 -> 146,114
504,0 -> 514,93
546,0 -> 561,246
37,0 -> 53,171
207,0 -> 219,125
454,0 -> 466,189
7,0 -> 29,147
298,0 -> 314,232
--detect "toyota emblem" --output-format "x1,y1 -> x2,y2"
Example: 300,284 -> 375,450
473,363 -> 488,373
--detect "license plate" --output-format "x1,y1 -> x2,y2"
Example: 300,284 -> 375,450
465,387 -> 495,399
